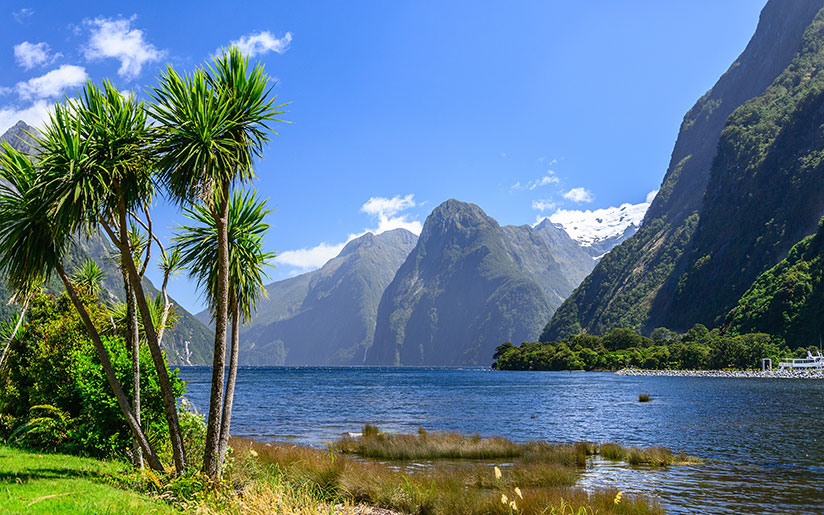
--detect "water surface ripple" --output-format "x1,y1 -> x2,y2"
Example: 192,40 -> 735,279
178,367 -> 824,514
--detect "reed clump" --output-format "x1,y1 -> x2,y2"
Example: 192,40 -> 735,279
598,442 -> 700,468
220,436 -> 664,515
333,426 -> 523,460
333,425 -> 594,466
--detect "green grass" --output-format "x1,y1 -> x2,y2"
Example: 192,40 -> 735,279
0,446 -> 174,514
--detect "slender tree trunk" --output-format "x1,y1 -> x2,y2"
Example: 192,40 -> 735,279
123,272 -> 143,470
203,183 -> 231,480
55,262 -> 164,472
0,295 -> 29,371
104,209 -> 187,474
217,301 -> 240,475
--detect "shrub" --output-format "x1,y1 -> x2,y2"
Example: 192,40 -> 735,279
0,292 -> 185,459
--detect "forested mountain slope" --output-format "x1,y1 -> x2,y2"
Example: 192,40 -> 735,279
726,218 -> 824,348
543,0 -> 824,339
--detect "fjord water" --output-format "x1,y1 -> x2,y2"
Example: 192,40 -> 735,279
178,367 -> 824,514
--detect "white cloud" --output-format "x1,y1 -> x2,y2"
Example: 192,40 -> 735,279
528,171 -> 559,190
562,187 -> 594,203
12,8 -> 34,24
646,189 -> 659,204
14,41 -> 60,69
83,16 -> 165,80
275,194 -> 421,272
15,65 -> 88,100
361,194 -> 415,218
532,199 -> 556,212
0,100 -> 51,135
361,194 -> 422,235
229,31 -> 292,58
509,181 -> 522,192
276,242 -> 346,270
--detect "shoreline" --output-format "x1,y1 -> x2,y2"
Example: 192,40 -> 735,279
616,368 -> 824,379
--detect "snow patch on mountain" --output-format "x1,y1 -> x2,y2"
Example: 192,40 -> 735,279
542,191 -> 656,248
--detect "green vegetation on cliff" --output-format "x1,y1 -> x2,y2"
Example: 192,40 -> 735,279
666,10 -> 824,330
726,218 -> 824,347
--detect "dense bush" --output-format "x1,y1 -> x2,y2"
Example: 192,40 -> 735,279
0,291 -> 188,459
493,325 -> 790,371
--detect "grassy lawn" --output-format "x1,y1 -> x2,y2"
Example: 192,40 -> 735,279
0,446 -> 175,514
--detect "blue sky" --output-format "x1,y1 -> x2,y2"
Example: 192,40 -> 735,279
0,1 -> 764,314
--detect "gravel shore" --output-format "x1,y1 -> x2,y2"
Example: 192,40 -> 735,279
616,368 -> 824,379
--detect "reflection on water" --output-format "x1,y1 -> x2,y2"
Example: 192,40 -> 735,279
178,367 -> 824,513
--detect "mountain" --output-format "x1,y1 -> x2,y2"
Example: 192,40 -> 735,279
543,0 -> 824,340
229,229 -> 418,365
726,218 -> 824,348
365,200 -> 595,366
0,121 -> 36,153
0,121 -> 214,365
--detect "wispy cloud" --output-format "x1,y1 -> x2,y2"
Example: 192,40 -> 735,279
15,65 -> 88,100
275,194 -> 421,272
14,41 -> 61,70
83,16 -> 165,80
646,189 -> 659,203
228,31 -> 292,57
528,171 -> 559,190
562,187 -> 594,203
531,199 -> 556,212
12,8 -> 34,24
512,170 -> 560,192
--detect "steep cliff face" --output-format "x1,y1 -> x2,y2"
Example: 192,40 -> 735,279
233,229 -> 418,365
667,11 -> 824,328
544,0 -> 824,339
367,200 -> 594,366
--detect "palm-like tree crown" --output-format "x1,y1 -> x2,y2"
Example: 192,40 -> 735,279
0,143 -> 68,293
39,81 -> 153,232
150,47 -> 288,208
72,259 -> 106,296
175,189 -> 275,322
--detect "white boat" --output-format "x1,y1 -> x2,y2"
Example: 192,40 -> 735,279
778,350 -> 824,370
